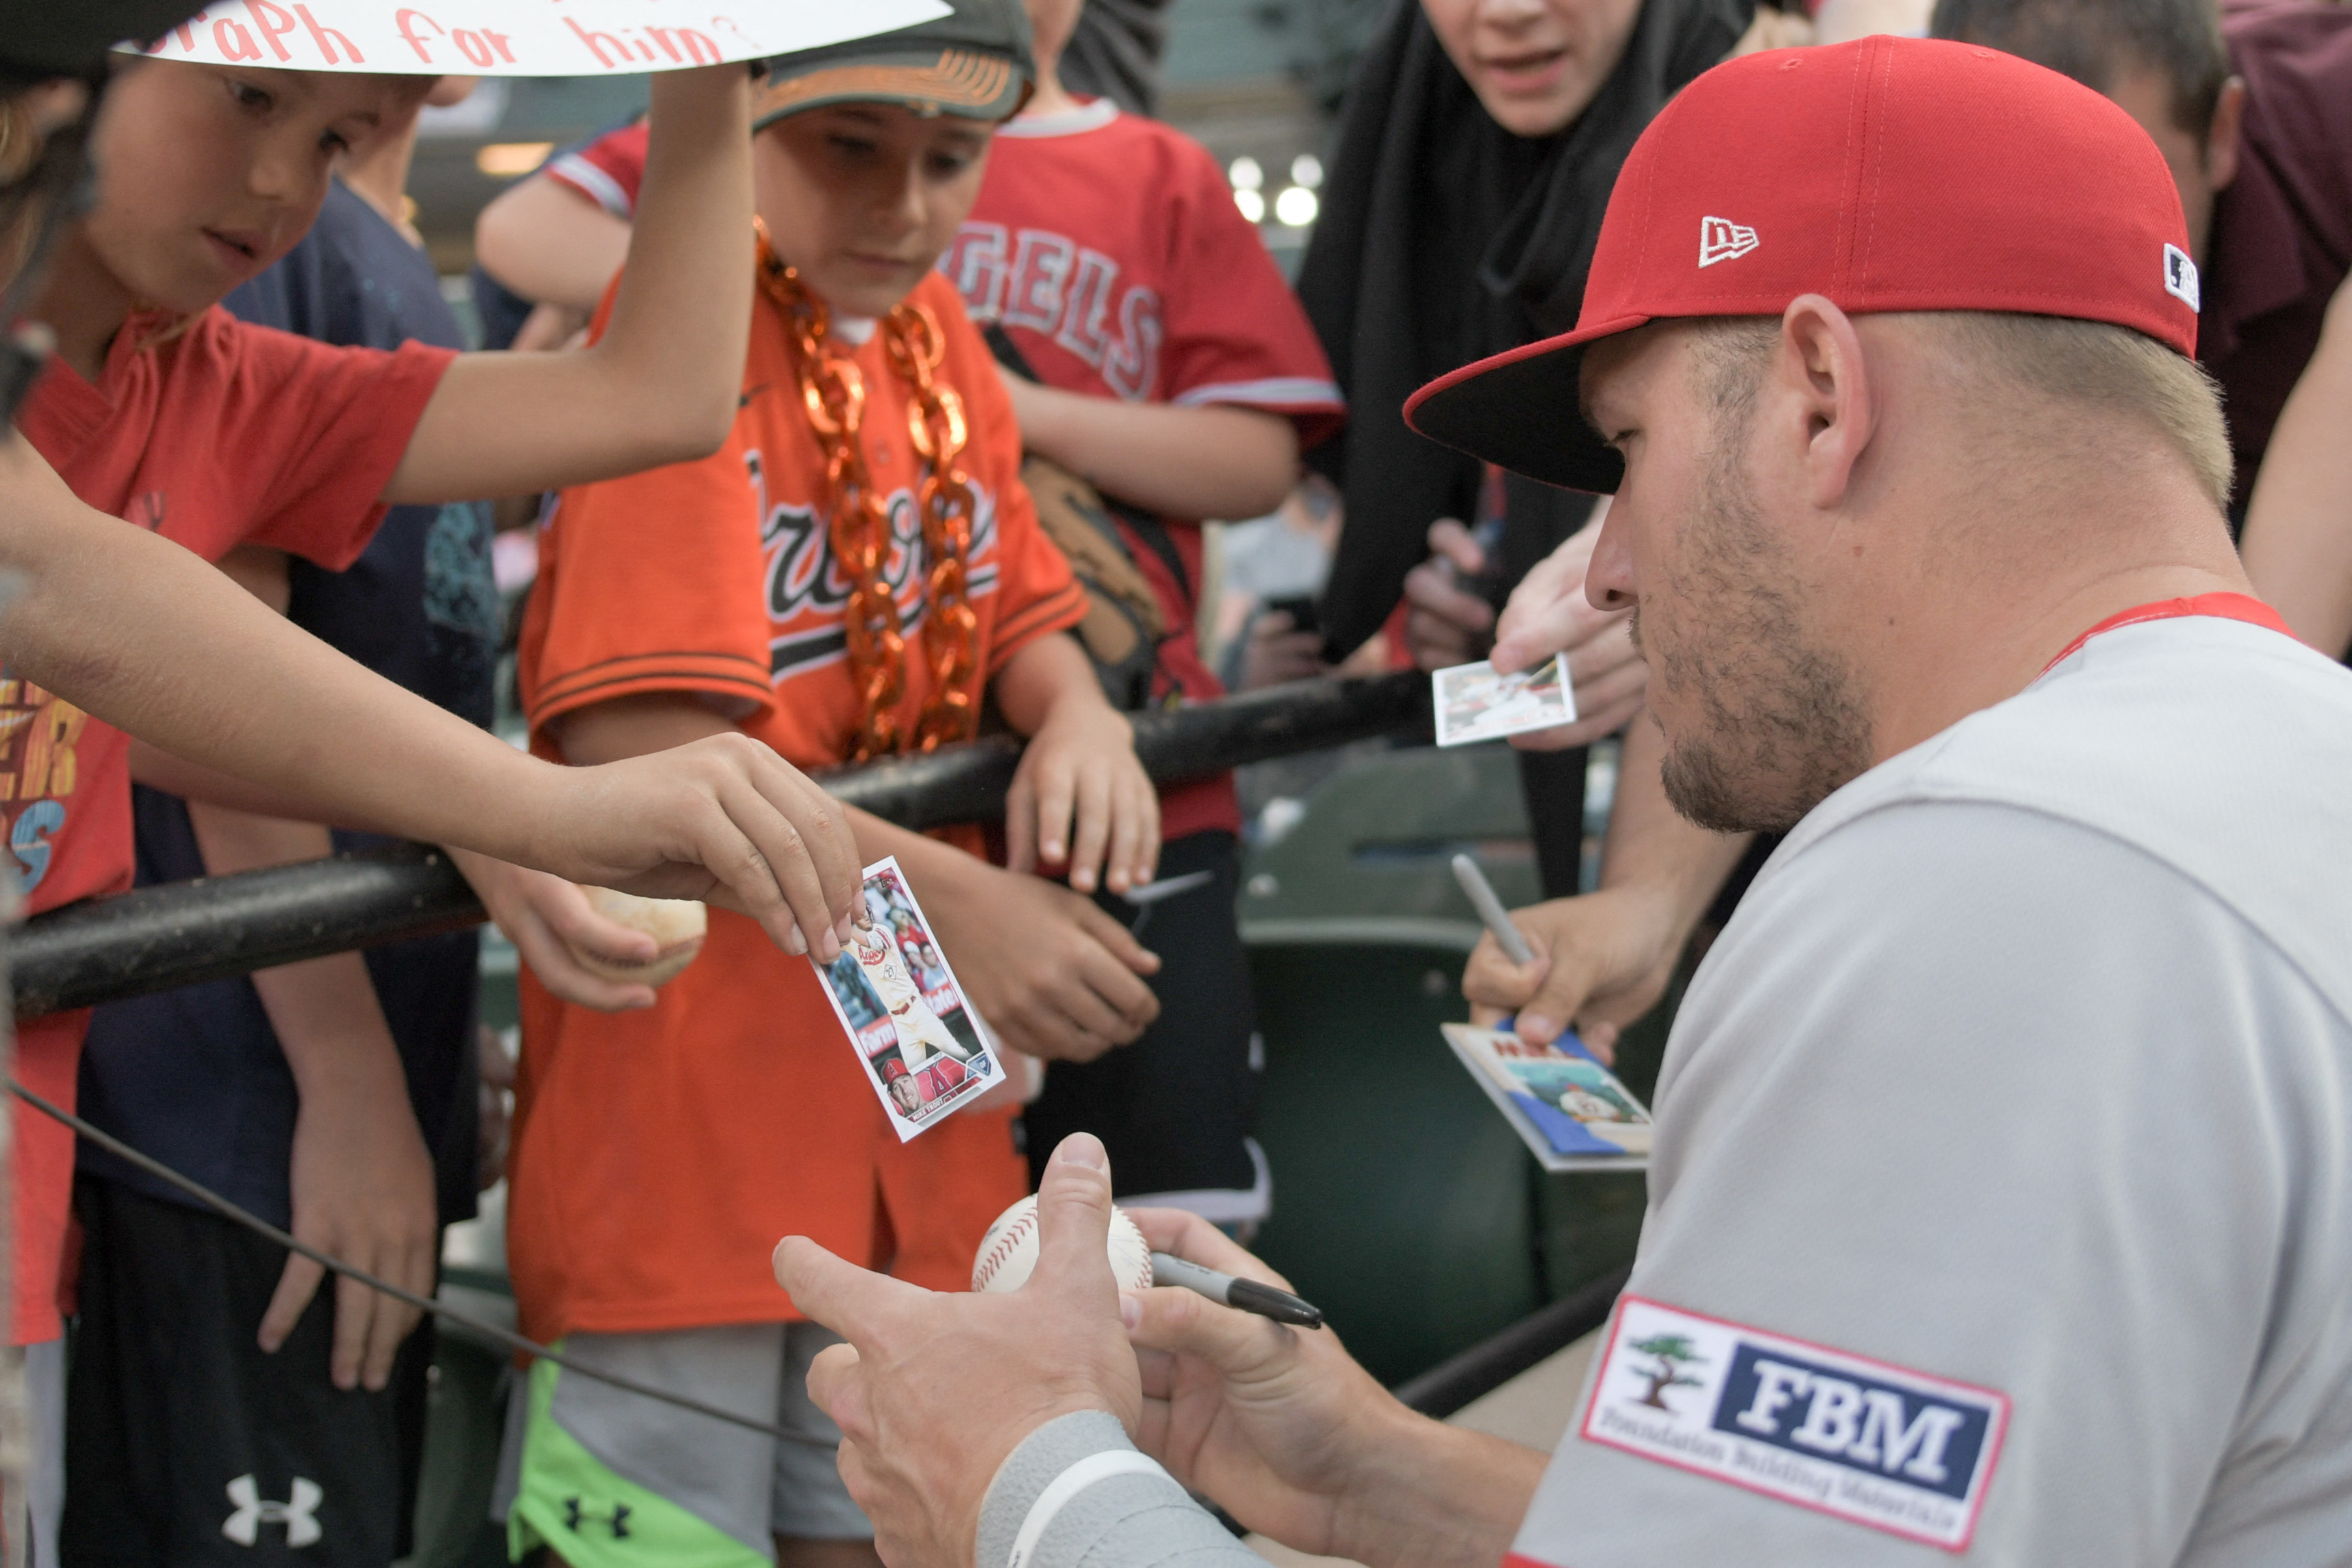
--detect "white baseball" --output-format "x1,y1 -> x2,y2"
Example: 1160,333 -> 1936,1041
971,1194 -> 1154,1294
572,887 -> 707,986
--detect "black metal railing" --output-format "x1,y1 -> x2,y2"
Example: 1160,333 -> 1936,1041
11,672 -> 1431,1018
1393,1264 -> 1631,1418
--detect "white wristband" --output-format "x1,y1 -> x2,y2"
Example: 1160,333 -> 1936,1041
1005,1449 -> 1170,1568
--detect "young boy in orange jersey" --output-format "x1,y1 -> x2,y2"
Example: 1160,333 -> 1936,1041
496,0 -> 1345,1229
504,5 -> 1161,1563
5,42 -> 868,1537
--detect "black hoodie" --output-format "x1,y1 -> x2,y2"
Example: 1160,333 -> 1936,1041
1301,0 -> 1755,653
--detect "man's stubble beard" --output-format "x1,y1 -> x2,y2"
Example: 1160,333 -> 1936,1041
1640,438 -> 1875,836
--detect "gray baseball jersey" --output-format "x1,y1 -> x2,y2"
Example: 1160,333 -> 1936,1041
973,612 -> 2352,1568
1515,613 -> 2352,1565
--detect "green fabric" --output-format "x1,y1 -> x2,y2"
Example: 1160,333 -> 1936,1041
507,1350 -> 771,1568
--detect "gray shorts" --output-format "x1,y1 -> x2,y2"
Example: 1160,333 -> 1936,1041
494,1321 -> 869,1565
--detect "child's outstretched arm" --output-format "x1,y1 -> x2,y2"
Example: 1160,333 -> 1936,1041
1000,376 -> 1299,522
993,632 -> 1159,896
556,692 -> 1163,1065
0,439 -> 859,958
384,65 -> 754,503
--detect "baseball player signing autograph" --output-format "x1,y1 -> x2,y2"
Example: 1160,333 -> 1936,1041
772,35 -> 2352,1568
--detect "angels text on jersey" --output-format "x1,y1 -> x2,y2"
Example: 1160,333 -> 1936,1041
941,223 -> 1163,401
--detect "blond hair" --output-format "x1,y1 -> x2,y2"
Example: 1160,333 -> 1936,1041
1690,311 -> 2233,508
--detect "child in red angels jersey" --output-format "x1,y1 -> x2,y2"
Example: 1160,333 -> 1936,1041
501,0 -> 1345,1228
1,41 -> 828,1503
948,0 -> 1342,1221
503,4 -> 1163,1561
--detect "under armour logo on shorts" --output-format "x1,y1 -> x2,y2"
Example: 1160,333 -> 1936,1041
1699,216 -> 1759,268
565,1496 -> 635,1539
222,1475 -> 323,1547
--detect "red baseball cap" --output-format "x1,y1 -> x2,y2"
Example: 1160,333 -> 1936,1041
1405,35 -> 2201,494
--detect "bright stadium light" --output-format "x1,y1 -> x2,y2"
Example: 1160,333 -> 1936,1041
1228,155 -> 1264,191
1274,185 -> 1319,227
1291,153 -> 1324,189
476,141 -> 553,177
1234,186 -> 1267,224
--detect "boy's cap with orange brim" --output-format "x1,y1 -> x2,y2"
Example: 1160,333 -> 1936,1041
754,0 -> 1032,129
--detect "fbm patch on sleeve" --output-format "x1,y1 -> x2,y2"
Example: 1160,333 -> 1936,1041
1580,1297 -> 2009,1552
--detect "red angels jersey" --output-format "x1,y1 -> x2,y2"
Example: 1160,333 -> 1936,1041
543,119 -> 648,220
944,101 -> 1345,840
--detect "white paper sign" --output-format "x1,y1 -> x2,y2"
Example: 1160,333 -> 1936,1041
132,0 -> 947,76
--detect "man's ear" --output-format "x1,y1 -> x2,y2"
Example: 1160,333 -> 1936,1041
1777,295 -> 1875,510
2204,77 -> 2244,194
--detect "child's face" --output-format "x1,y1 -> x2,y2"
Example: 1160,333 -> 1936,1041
754,104 -> 993,319
81,60 -> 402,314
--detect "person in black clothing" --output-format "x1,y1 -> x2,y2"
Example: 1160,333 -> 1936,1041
1300,0 -> 1769,902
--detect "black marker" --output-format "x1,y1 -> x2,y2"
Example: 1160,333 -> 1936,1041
1150,1252 -> 1324,1329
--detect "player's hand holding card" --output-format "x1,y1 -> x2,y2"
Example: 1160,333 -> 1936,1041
812,857 -> 1008,1142
1434,654 -> 1577,747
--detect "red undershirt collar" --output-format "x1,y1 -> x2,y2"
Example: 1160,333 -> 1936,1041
2040,592 -> 2295,675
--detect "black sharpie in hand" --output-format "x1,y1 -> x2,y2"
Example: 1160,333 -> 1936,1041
1148,1251 -> 1324,1329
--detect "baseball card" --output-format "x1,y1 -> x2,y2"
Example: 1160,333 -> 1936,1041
812,857 -> 1006,1142
1442,1023 -> 1652,1170
1433,655 -> 1577,747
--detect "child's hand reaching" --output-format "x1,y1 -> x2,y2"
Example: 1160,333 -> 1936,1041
1007,696 -> 1161,895
997,635 -> 1161,895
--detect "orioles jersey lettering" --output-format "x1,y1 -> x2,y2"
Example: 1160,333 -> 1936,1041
747,449 -> 1006,682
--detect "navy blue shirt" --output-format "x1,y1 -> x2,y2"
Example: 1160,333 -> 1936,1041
78,181 -> 499,1230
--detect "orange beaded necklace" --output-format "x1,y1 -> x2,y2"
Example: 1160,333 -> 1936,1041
755,222 -> 982,761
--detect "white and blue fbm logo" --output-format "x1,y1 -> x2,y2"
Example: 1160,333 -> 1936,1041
1718,1345 -> 1989,1498
1583,1297 -> 2009,1550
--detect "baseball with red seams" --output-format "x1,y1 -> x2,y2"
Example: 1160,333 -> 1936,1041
971,1194 -> 1154,1294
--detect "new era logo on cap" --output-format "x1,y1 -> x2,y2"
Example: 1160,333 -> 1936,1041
1699,216 -> 1759,268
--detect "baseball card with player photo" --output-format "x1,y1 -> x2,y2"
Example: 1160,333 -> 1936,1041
812,857 -> 1007,1142
1433,655 -> 1577,747
1442,1022 -> 1652,1170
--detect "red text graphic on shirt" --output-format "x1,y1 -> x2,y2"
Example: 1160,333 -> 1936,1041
3,304 -> 451,1344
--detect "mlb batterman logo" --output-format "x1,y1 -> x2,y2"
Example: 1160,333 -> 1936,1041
2164,243 -> 2201,312
1699,216 -> 1759,268
1581,1297 -> 2010,1550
